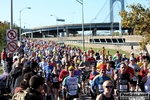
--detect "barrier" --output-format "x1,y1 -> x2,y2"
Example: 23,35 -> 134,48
90,38 -> 126,44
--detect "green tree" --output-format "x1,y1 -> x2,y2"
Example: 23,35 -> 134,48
119,3 -> 150,50
0,21 -> 19,52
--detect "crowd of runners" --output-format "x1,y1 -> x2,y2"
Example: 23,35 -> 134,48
0,37 -> 150,100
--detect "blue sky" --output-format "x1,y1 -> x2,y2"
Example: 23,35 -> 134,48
0,0 -> 149,28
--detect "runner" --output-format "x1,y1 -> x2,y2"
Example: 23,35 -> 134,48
89,64 -> 99,100
62,66 -> 81,100
79,55 -> 90,94
96,80 -> 116,100
51,66 -> 60,100
114,63 -> 133,99
91,64 -> 113,97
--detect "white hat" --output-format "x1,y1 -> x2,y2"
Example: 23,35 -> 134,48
139,51 -> 142,54
130,52 -> 134,55
123,54 -> 126,56
130,57 -> 134,61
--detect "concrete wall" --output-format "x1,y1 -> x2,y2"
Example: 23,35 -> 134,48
63,42 -> 140,53
35,35 -> 142,43
34,36 -> 142,54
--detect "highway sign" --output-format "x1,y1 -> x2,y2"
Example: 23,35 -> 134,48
7,41 -> 18,52
6,29 -> 18,41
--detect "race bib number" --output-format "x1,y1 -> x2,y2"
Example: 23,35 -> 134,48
46,69 -> 51,74
98,84 -> 103,89
132,76 -> 137,81
85,66 -> 90,71
53,77 -> 58,82
120,85 -> 127,90
68,84 -> 78,91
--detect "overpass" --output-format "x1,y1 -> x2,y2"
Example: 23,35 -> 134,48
23,22 -> 129,38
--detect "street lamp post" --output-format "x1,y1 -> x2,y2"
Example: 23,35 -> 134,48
24,23 -> 31,38
76,0 -> 85,51
19,7 -> 31,43
90,18 -> 96,44
72,12 -> 75,24
10,0 -> 13,29
50,15 -> 59,42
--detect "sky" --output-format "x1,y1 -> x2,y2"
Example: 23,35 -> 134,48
0,0 -> 150,29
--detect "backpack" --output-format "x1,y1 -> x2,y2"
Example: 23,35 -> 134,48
12,90 -> 36,100
12,90 -> 28,100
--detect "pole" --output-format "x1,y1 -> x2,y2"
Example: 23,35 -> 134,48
10,0 -> 13,29
50,15 -> 59,42
82,1 -> 85,51
72,12 -> 75,24
19,11 -> 21,43
90,18 -> 96,44
57,20 -> 59,42
19,7 -> 31,43
90,22 -> 92,43
119,20 -> 122,37
76,0 -> 85,51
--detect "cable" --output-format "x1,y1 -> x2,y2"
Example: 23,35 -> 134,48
103,3 -> 117,23
116,1 -> 121,10
125,0 -> 131,11
94,0 -> 109,19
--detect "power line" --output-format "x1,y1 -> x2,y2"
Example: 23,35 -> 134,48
94,0 -> 108,19
103,3 -> 117,23
116,1 -> 121,10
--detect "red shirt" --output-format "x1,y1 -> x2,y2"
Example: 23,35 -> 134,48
89,71 -> 99,80
87,57 -> 96,63
126,67 -> 135,77
140,68 -> 148,78
119,66 -> 134,77
1,52 -> 6,60
90,50 -> 94,54
58,69 -> 69,82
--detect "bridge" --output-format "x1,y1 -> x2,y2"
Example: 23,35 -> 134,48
23,22 -> 129,38
22,0 -> 129,38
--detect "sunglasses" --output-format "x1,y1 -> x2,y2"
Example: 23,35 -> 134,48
69,69 -> 74,71
105,86 -> 113,88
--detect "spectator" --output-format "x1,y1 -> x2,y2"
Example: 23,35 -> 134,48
1,48 -> 7,73
26,75 -> 45,100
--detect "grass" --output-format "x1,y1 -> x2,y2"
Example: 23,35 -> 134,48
70,45 -> 130,57
0,66 -> 3,75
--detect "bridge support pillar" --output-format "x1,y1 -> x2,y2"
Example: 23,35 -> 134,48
92,28 -> 97,36
66,30 -> 69,37
110,0 -> 125,34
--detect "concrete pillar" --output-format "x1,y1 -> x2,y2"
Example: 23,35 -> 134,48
110,0 -> 125,22
110,0 -> 125,34
66,29 -> 69,37
92,28 -> 97,36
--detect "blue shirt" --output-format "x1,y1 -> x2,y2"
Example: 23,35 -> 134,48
91,74 -> 112,94
44,65 -> 54,80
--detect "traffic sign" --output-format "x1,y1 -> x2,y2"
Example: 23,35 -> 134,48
7,41 -> 18,52
6,29 -> 18,41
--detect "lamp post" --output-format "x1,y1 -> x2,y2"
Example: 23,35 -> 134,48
10,0 -> 13,29
76,0 -> 85,51
50,15 -> 59,41
19,7 -> 31,43
14,19 -> 19,28
24,23 -> 31,38
72,12 -> 75,24
90,18 -> 96,44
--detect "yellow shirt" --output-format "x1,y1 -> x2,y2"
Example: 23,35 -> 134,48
137,62 -> 143,67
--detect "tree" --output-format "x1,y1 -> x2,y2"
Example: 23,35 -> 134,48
0,21 -> 19,52
119,3 -> 150,50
